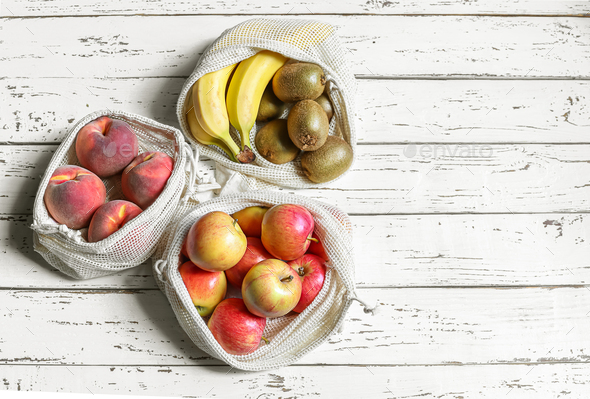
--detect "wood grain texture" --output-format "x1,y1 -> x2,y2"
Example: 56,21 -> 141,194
3,16 -> 589,79
3,0 -> 590,17
4,78 -> 589,144
1,288 -> 589,366
2,213 -> 589,289
3,144 -> 589,215
3,364 -> 590,398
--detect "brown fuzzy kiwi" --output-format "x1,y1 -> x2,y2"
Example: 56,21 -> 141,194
287,100 -> 329,151
256,83 -> 286,122
314,93 -> 333,120
272,63 -> 326,102
255,119 -> 300,165
300,135 -> 353,183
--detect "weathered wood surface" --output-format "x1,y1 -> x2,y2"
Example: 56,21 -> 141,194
3,363 -> 590,398
4,78 -> 589,144
2,213 -> 589,289
4,16 -> 589,79
3,0 -> 590,17
1,287 -> 589,366
3,144 -> 590,215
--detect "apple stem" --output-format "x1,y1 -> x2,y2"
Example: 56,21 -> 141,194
298,267 -> 305,277
261,336 -> 270,345
233,219 -> 238,228
308,237 -> 319,243
280,275 -> 294,283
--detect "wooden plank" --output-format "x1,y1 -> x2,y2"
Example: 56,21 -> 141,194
3,16 -> 589,79
3,0 -> 590,17
4,78 -> 589,144
3,144 -> 590,215
1,287 -> 589,366
3,213 -> 589,289
2,364 -> 590,398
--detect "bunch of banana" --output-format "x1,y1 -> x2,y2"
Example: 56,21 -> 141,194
226,50 -> 288,155
189,63 -> 254,163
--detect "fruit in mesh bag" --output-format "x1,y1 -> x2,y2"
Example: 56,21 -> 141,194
226,50 -> 288,159
192,63 -> 256,164
242,259 -> 302,318
300,135 -> 353,183
314,93 -> 333,121
87,200 -> 142,243
121,151 -> 174,210
256,82 -> 286,122
186,211 -> 247,272
287,100 -> 329,151
261,204 -> 316,261
272,62 -> 326,102
75,116 -> 139,178
179,260 -> 227,317
44,165 -> 106,230
208,298 -> 267,356
288,254 -> 327,313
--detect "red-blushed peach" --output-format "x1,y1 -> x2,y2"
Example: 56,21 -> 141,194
121,151 -> 174,209
44,165 -> 106,230
75,116 -> 139,178
87,200 -> 142,242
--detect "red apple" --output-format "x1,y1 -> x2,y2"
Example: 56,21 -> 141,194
242,259 -> 302,318
208,298 -> 267,356
87,200 -> 142,242
186,211 -> 247,272
232,206 -> 268,237
179,261 -> 227,317
75,116 -> 139,178
261,204 -> 315,261
306,232 -> 329,261
288,254 -> 327,313
226,237 -> 272,289
44,165 -> 106,229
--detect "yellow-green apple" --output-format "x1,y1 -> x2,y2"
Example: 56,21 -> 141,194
208,298 -> 267,355
121,151 -> 174,209
179,260 -> 227,317
288,254 -> 327,313
88,200 -> 142,242
186,211 -> 247,272
261,204 -> 315,261
226,237 -> 271,289
232,206 -> 268,237
306,232 -> 329,261
75,116 -> 138,178
242,259 -> 302,318
44,165 -> 106,229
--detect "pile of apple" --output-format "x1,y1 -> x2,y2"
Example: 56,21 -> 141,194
44,116 -> 174,242
178,203 -> 329,355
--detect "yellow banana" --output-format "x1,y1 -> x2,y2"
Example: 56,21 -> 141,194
184,89 -> 238,162
226,50 -> 288,154
193,63 -> 254,163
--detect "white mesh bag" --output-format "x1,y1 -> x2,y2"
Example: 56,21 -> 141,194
153,191 -> 375,371
177,17 -> 357,190
30,109 -> 201,280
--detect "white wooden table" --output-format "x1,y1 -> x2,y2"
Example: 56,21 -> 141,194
2,2 -> 590,397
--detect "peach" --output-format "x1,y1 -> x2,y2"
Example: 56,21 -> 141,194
44,165 -> 106,229
87,200 -> 142,243
121,151 -> 174,210
75,116 -> 139,178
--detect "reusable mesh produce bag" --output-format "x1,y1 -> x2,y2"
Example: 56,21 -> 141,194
153,191 -> 374,371
177,17 -> 357,189
30,110 -> 199,279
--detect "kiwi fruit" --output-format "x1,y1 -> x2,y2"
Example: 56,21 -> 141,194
255,119 -> 300,165
314,93 -> 333,120
287,100 -> 329,151
256,83 -> 286,122
301,135 -> 353,183
273,63 -> 326,102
